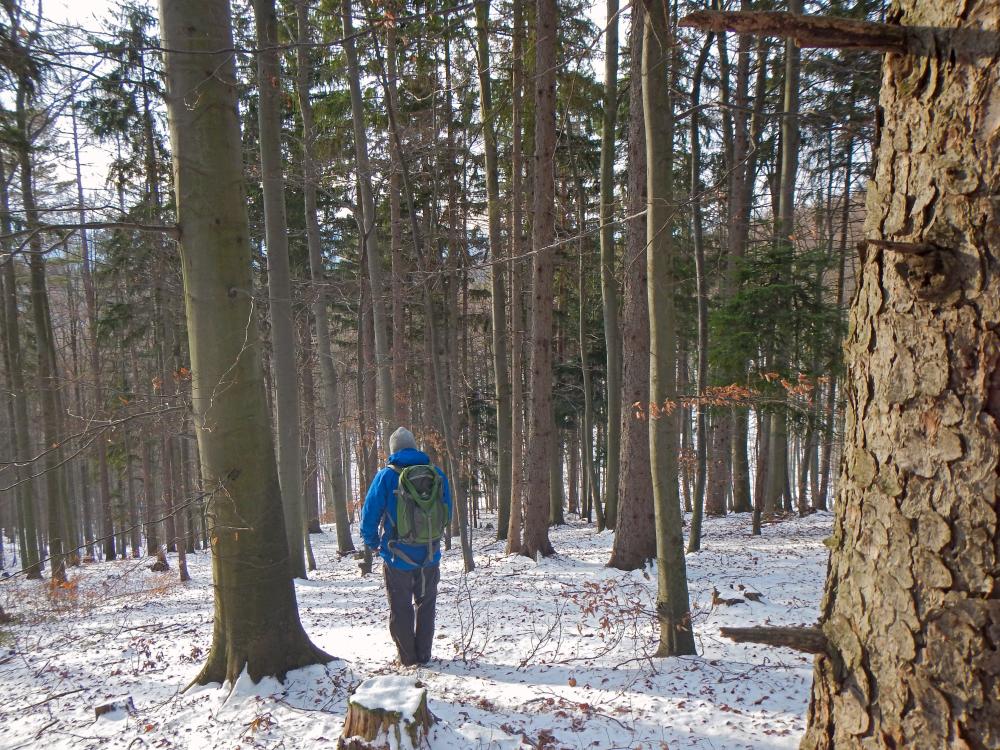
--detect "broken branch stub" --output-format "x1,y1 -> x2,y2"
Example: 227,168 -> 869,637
679,11 -> 908,53
720,625 -> 830,655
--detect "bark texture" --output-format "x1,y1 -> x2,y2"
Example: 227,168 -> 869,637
608,1 -> 655,571
521,0 -> 557,559
801,4 -> 1000,747
158,0 -> 329,685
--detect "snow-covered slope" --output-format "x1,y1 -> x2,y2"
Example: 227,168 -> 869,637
0,512 -> 832,749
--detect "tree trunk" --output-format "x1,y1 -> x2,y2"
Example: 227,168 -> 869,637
253,0 -> 307,579
505,0 -> 527,552
0,153 -> 41,579
372,43 -> 474,572
294,0 -> 354,554
158,0 -> 330,684
521,0 -> 557,559
763,0 -> 801,517
608,3 -> 655,570
797,4 -> 1000,745
816,145 -> 852,512
643,0 -> 696,657
386,22 -> 409,428
687,34 -> 713,554
299,313 -> 321,538
341,0 -> 393,451
598,0 -> 621,531
474,0 -> 513,550
17,74 -> 67,584
72,101 -> 115,562
730,34 -> 770,516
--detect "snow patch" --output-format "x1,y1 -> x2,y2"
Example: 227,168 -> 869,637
351,675 -> 425,717
0,512 -> 833,749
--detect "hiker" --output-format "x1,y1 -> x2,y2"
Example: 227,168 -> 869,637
360,427 -> 452,666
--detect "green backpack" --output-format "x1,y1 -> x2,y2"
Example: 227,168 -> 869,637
387,464 -> 449,564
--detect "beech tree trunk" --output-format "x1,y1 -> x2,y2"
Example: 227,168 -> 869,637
608,2 -> 655,571
521,0 -> 557,559
158,0 -> 329,684
643,0 -> 696,656
800,4 -> 1000,747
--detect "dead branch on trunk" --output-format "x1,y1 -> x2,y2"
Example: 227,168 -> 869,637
719,625 -> 829,655
679,11 -> 907,53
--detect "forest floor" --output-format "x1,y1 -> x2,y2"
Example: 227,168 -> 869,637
0,510 -> 832,750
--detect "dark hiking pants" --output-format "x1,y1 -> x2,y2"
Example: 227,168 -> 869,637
384,562 -> 440,665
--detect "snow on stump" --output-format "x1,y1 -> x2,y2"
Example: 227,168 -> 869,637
339,676 -> 435,750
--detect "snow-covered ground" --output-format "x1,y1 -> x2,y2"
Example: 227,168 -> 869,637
0,512 -> 832,749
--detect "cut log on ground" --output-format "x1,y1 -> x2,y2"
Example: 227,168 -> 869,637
339,676 -> 435,750
720,625 -> 828,655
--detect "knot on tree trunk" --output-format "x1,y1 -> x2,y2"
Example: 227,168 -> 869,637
339,676 -> 436,750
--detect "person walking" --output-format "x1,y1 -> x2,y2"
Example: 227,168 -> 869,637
360,427 -> 452,666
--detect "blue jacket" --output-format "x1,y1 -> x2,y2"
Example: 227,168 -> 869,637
360,448 -> 452,570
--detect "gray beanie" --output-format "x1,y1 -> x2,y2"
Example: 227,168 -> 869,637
389,426 -> 418,455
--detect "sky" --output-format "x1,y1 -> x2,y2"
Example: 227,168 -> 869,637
41,0 -> 621,204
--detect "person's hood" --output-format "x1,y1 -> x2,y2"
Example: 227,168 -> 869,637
388,448 -> 431,467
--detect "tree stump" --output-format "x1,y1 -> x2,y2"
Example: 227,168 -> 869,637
339,676 -> 435,750
148,548 -> 169,572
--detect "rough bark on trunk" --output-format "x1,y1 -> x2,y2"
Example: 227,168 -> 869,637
521,0 -> 557,559
799,5 -> 1000,747
643,0 -> 696,657
608,3 -> 655,571
158,0 -> 330,685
